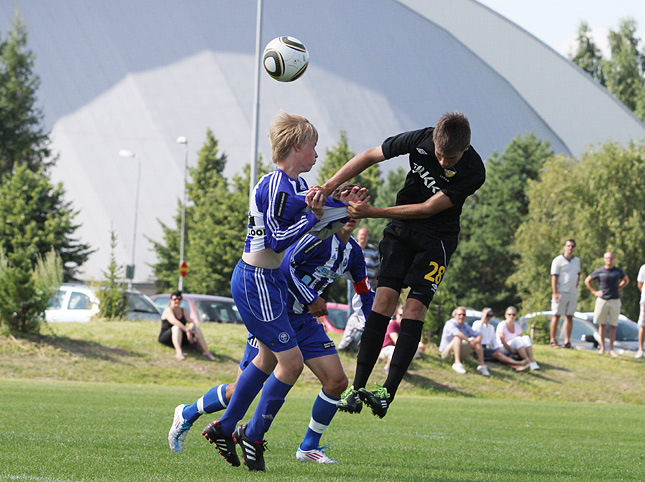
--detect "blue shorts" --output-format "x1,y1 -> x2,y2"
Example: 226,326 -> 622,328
239,312 -> 337,370
231,259 -> 297,353
483,347 -> 498,361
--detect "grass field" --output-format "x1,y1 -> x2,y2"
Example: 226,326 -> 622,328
1,321 -> 644,481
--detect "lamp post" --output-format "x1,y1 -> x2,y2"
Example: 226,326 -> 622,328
118,149 -> 141,290
176,136 -> 188,290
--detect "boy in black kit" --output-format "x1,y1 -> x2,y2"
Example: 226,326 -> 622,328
314,112 -> 485,418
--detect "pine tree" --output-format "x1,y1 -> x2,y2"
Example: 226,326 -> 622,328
569,22 -> 606,85
150,129 -> 271,295
0,13 -> 52,176
0,164 -> 92,281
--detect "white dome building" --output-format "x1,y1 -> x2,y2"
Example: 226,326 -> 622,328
1,0 -> 643,283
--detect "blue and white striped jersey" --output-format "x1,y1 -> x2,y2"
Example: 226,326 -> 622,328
244,169 -> 348,254
280,232 -> 374,321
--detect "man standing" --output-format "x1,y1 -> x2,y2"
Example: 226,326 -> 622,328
316,111 -> 486,417
636,262 -> 645,359
355,226 -> 380,288
584,252 -> 629,357
549,239 -> 581,348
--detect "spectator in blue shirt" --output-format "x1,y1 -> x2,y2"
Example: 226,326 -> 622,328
438,307 -> 488,376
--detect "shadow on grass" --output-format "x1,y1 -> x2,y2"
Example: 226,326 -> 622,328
403,372 -> 475,397
24,333 -> 140,361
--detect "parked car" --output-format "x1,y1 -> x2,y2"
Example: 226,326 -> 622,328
519,311 -> 640,352
463,308 -> 503,330
150,293 -> 243,324
45,284 -> 161,322
318,302 -> 349,333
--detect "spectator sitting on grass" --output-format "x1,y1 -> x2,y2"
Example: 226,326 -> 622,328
472,308 -> 528,372
438,306 -> 489,376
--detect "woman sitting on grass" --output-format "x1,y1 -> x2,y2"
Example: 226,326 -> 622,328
158,290 -> 215,361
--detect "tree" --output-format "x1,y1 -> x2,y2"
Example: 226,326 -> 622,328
316,130 -> 382,205
604,19 -> 645,116
96,229 -> 127,320
150,128 -> 228,291
151,129 -> 271,295
0,246 -> 62,334
570,18 -> 645,121
441,135 -> 553,313
0,12 -> 52,176
511,142 -> 645,321
569,22 -> 606,85
0,163 -> 92,281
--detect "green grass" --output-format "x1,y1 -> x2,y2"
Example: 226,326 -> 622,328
1,379 -> 644,481
1,321 -> 644,481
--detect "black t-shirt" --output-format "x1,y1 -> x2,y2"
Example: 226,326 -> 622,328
590,266 -> 626,300
381,127 -> 486,235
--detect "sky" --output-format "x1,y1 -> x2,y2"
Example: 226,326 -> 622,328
476,0 -> 645,57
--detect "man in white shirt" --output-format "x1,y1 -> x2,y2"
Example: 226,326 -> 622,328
472,308 -> 528,371
636,263 -> 645,359
549,239 -> 581,348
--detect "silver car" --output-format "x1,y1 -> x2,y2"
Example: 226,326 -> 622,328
520,311 -> 640,352
150,293 -> 242,324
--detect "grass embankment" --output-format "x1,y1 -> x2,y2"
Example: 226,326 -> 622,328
1,320 -> 643,404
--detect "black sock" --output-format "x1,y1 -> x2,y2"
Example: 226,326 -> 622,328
353,311 -> 391,389
384,319 -> 424,400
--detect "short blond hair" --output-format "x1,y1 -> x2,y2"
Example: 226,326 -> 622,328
433,111 -> 471,156
268,111 -> 318,164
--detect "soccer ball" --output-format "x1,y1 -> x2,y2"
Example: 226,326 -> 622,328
262,36 -> 309,82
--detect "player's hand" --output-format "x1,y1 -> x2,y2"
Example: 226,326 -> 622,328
339,186 -> 370,205
305,189 -> 325,219
307,297 -> 328,317
347,200 -> 373,219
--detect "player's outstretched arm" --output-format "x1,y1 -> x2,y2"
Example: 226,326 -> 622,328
348,190 -> 455,220
319,146 -> 385,196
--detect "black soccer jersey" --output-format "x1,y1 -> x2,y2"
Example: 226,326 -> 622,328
381,126 -> 485,235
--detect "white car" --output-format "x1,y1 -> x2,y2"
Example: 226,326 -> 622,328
46,284 -> 160,322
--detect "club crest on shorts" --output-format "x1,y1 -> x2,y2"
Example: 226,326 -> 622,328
278,332 -> 291,344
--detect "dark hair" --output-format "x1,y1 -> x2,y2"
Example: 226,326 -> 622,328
565,238 -> 576,247
171,290 -> 183,299
433,111 -> 471,156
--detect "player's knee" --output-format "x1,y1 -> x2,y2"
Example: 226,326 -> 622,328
323,373 -> 348,399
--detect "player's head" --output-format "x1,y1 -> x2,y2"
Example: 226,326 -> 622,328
433,111 -> 471,168
269,111 -> 318,164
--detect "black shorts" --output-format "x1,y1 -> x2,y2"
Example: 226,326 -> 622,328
378,223 -> 458,306
158,327 -> 193,348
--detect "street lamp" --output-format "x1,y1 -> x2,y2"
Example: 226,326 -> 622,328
118,149 -> 141,290
176,136 -> 188,290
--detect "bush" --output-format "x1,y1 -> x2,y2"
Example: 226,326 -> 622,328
0,247 -> 62,334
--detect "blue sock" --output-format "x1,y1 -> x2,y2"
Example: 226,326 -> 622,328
245,373 -> 292,442
299,389 -> 339,451
182,383 -> 229,424
220,364 -> 269,434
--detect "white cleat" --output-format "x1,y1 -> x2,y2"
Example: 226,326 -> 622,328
168,404 -> 192,453
529,361 -> 540,371
296,445 -> 339,464
477,365 -> 491,377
